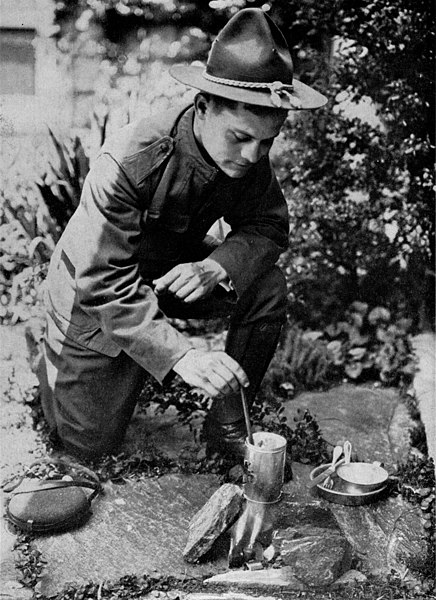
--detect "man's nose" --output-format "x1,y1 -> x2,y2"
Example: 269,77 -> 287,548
241,141 -> 261,164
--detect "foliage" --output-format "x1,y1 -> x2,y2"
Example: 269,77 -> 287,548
266,325 -> 334,393
13,534 -> 46,589
35,128 -> 90,235
272,0 -> 435,329
251,399 -> 330,464
0,146 -> 53,324
138,375 -> 211,442
323,302 -> 416,385
0,129 -> 92,324
394,454 -> 435,584
263,303 -> 416,394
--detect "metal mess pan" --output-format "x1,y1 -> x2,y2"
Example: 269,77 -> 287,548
309,464 -> 391,506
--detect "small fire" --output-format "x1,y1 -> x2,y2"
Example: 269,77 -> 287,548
228,500 -> 274,567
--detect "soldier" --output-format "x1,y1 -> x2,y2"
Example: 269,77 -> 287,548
37,8 -> 326,460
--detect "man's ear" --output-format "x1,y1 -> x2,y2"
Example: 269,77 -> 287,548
194,92 -> 210,120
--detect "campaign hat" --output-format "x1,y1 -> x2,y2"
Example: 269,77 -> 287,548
170,8 -> 327,110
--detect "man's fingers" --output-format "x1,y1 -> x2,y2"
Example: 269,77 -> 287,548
172,350 -> 249,399
210,362 -> 242,393
153,268 -> 181,293
207,370 -> 234,396
218,353 -> 249,388
169,278 -> 199,299
154,262 -> 217,302
176,283 -> 206,303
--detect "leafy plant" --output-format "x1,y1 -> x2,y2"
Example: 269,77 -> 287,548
0,127 -> 95,324
394,454 -> 435,586
251,399 -> 330,465
271,0 -> 435,330
266,325 -> 334,394
35,128 -> 90,238
14,534 -> 46,589
138,375 -> 211,443
324,302 -> 416,385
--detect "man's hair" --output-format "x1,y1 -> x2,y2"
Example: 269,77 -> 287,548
196,92 -> 288,119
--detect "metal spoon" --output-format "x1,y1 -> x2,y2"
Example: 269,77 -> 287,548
324,442 -> 352,489
325,441 -> 352,491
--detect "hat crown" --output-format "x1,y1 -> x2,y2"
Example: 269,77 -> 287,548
207,8 -> 293,86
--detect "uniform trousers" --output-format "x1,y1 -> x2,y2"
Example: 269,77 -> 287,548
38,266 -> 287,459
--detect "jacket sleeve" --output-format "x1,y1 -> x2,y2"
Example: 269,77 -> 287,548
67,152 -> 193,383
208,159 -> 289,296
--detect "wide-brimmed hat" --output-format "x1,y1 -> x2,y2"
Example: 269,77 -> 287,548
170,8 -> 327,111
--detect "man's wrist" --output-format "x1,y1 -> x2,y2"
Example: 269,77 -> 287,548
200,258 -> 228,284
173,349 -> 194,376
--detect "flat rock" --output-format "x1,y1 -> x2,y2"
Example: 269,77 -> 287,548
183,484 -> 244,563
412,333 -> 436,461
284,383 -> 413,466
33,474 -> 229,596
204,566 -> 304,588
328,494 -> 426,576
280,466 -> 427,579
333,569 -> 368,586
273,525 -> 351,586
0,580 -> 33,600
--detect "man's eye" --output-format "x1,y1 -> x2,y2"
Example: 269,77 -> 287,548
233,134 -> 249,142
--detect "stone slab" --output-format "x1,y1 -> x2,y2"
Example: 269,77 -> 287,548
281,464 -> 427,578
124,405 -> 198,460
204,566 -> 304,588
412,333 -> 435,460
274,525 -> 351,586
184,484 -> 244,562
283,383 -> 413,467
33,474 -> 229,597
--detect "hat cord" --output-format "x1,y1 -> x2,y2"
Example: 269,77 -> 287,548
202,70 -> 302,109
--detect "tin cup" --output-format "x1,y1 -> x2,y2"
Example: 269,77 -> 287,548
243,431 -> 287,504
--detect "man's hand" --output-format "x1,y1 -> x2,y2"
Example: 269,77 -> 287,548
173,349 -> 249,399
153,258 -> 227,303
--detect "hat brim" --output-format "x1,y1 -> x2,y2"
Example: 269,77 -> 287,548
170,65 -> 327,111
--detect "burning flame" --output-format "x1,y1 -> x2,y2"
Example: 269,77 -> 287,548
229,500 -> 274,567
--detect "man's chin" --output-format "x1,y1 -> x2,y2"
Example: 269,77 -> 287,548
222,163 -> 251,179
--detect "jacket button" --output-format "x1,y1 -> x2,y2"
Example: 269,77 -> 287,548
160,142 -> 169,152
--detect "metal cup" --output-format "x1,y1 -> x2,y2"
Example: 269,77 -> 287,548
243,431 -> 287,504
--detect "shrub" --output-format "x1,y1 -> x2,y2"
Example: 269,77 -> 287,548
269,0 -> 434,330
263,302 -> 416,394
0,128 -> 94,324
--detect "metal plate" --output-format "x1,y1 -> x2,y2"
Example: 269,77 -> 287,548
309,465 -> 391,506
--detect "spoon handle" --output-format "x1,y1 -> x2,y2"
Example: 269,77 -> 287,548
344,440 -> 352,463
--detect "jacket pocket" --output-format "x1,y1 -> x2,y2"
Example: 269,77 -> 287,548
47,302 -> 122,358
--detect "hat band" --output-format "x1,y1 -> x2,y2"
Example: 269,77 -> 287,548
203,70 -> 302,109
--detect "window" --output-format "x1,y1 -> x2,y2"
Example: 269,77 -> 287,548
0,28 -> 35,95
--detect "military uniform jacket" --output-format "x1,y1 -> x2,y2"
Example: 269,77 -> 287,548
45,104 -> 289,383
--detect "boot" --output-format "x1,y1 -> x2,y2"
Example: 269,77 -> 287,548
204,319 -> 294,477
203,413 -> 247,460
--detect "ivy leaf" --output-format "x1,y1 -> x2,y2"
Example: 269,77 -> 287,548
348,347 -> 367,360
344,362 -> 363,379
349,301 -> 369,315
368,306 -> 391,324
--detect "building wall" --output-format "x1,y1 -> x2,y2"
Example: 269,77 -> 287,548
0,0 -> 76,137
0,2 -> 203,144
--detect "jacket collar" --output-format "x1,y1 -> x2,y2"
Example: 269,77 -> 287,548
175,106 -> 220,182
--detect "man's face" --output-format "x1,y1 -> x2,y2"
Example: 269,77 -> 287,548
194,97 -> 287,179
